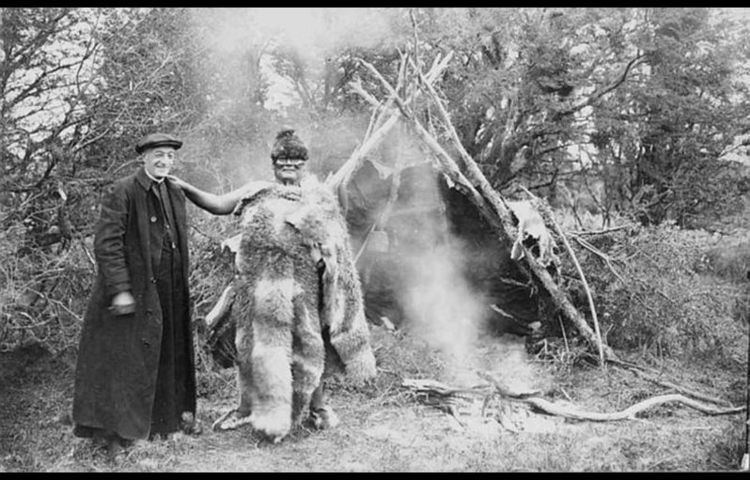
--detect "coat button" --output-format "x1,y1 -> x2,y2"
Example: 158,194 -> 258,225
150,216 -> 157,223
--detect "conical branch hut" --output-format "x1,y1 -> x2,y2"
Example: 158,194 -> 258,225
325,48 -> 614,363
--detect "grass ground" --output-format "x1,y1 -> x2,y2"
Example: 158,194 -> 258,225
0,325 -> 746,472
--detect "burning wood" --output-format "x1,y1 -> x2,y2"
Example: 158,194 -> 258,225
401,378 -> 491,420
401,376 -> 538,432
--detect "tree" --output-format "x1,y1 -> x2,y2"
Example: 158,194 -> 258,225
0,7 -> 214,352
412,8 -> 648,191
1,8 -> 104,249
591,8 -> 750,226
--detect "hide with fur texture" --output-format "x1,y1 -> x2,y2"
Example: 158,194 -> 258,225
230,178 -> 376,440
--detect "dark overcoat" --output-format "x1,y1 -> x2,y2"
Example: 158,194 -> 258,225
72,167 -> 193,440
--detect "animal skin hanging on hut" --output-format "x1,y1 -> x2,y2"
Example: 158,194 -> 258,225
211,178 -> 376,442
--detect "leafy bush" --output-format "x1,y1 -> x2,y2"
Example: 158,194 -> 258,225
566,220 -> 748,369
185,208 -> 243,395
0,226 -> 94,355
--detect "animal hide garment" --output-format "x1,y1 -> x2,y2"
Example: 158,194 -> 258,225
230,178 -> 377,439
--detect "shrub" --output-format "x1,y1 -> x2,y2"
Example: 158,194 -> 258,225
564,220 -> 748,369
186,208 -> 242,396
0,225 -> 94,355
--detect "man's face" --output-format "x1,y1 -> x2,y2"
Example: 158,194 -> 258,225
273,157 -> 306,185
143,147 -> 177,179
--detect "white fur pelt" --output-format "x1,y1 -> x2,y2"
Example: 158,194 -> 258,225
231,178 -> 377,440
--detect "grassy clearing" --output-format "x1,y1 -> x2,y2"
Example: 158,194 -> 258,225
0,324 -> 745,472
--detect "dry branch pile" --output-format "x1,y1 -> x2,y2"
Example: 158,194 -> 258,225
402,371 -> 745,431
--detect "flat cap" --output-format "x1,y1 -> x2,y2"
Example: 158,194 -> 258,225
135,132 -> 183,154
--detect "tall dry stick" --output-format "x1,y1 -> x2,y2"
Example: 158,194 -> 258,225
520,185 -> 605,368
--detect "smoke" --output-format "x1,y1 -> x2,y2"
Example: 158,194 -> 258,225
227,8 -> 396,62
192,8 -> 397,92
401,240 -> 487,385
379,131 -> 490,385
183,8 -> 401,187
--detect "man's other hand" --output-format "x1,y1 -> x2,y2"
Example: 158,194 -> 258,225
110,291 -> 136,316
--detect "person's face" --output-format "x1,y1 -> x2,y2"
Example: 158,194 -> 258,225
143,147 -> 177,179
273,157 -> 306,185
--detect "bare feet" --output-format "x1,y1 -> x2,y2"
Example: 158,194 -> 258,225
212,409 -> 253,431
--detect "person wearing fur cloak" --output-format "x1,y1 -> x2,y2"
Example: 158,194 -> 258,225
171,129 -> 377,442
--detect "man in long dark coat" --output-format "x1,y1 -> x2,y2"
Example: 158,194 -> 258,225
72,133 -> 200,457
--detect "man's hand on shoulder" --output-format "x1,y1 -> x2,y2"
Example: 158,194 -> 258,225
167,175 -> 188,190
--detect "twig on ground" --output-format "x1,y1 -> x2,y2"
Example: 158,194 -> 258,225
559,387 -> 573,402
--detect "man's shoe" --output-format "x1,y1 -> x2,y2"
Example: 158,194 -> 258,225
180,411 -> 203,436
105,436 -> 129,462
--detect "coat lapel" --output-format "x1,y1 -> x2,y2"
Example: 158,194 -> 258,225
165,179 -> 187,250
134,168 -> 155,280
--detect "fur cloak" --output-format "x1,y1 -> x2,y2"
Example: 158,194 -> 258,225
228,178 -> 376,440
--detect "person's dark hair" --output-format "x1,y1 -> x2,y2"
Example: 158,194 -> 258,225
270,128 -> 308,162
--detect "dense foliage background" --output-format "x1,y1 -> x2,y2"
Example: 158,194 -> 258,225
1,8 -> 749,373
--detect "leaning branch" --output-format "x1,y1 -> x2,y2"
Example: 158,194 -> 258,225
520,185 -> 605,367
